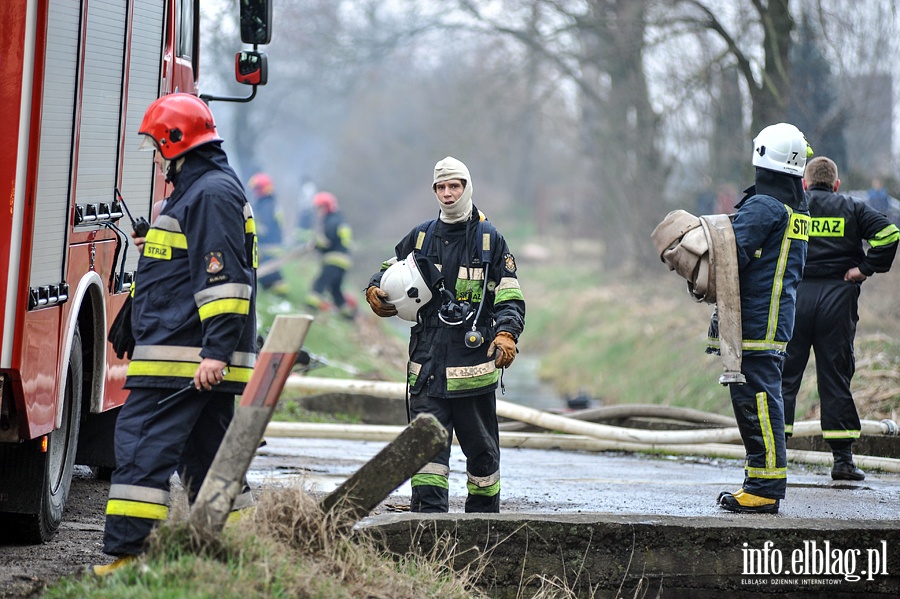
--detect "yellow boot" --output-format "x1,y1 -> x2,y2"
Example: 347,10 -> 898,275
718,489 -> 779,514
92,554 -> 137,576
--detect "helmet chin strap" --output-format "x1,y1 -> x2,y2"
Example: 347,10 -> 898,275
164,157 -> 185,183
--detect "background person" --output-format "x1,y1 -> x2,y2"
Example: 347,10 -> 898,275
708,123 -> 811,514
782,157 -> 899,481
248,172 -> 289,295
364,156 -> 525,513
306,191 -> 356,319
95,94 -> 257,574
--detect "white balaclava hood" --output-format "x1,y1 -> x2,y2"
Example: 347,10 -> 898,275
433,156 -> 473,224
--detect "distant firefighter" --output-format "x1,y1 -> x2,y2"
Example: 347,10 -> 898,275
248,172 -> 289,296
306,192 -> 356,319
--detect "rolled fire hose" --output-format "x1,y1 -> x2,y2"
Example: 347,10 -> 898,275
283,376 -> 899,445
499,403 -> 735,431
263,422 -> 900,474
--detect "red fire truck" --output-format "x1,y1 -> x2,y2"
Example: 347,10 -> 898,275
0,0 -> 271,543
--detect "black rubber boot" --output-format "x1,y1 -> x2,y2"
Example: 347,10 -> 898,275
831,447 -> 865,481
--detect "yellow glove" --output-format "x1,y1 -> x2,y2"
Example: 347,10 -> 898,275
488,331 -> 517,368
365,286 -> 397,318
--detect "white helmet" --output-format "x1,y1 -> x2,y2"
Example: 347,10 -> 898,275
380,253 -> 434,322
752,123 -> 812,177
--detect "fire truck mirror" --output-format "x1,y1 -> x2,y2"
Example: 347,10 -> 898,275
235,51 -> 267,87
240,0 -> 272,46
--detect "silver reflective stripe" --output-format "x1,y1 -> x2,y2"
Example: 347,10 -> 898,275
457,266 -> 485,280
153,214 -> 182,232
108,483 -> 170,505
408,361 -> 421,376
232,491 -> 255,511
130,345 -> 256,367
131,345 -> 201,362
496,277 -> 520,291
418,463 -> 450,477
447,360 -> 496,379
230,351 -> 257,368
194,283 -> 252,305
467,470 -> 500,488
243,203 -> 254,219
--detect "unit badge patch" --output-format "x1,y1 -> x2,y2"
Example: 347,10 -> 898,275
205,251 -> 225,274
503,253 -> 517,274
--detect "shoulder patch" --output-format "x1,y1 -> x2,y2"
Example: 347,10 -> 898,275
503,253 -> 516,274
205,251 -> 225,274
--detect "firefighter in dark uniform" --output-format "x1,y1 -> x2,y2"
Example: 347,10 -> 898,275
95,94 -> 257,574
306,192 -> 355,319
248,172 -> 289,295
365,156 -> 525,513
782,156 -> 899,481
709,123 -> 812,514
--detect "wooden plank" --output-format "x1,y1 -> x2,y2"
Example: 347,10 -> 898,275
319,413 -> 448,525
188,314 -> 313,539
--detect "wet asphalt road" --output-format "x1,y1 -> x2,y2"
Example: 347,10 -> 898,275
249,436 -> 900,520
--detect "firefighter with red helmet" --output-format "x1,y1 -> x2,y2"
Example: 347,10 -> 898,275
247,172 -> 289,295
94,94 -> 257,574
306,191 -> 356,319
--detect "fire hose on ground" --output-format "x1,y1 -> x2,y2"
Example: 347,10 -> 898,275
276,376 -> 900,474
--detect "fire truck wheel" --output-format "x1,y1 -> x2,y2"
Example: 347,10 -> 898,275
1,327 -> 83,543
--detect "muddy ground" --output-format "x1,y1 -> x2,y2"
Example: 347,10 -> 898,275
0,468 -> 109,598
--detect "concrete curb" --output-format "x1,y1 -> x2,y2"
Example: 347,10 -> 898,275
360,513 -> 900,597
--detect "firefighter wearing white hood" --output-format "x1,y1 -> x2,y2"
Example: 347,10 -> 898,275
366,156 -> 526,513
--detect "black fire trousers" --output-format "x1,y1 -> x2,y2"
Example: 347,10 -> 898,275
102,387 -> 235,556
782,279 -> 861,451
408,390 -> 501,513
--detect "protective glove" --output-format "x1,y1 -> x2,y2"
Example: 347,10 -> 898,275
365,285 -> 398,317
488,331 -> 517,368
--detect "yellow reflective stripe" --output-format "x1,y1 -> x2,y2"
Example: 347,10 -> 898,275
127,361 -> 253,383
745,466 -> 787,479
467,480 -> 500,497
447,370 -> 499,391
106,499 -> 169,520
323,252 -> 352,268
766,207 -> 792,342
197,298 -> 250,321
784,424 -> 793,434
411,473 -> 449,488
822,429 -> 861,439
495,288 -> 524,303
414,231 -> 426,250
245,217 -> 256,235
756,391 -> 776,470
145,228 -> 188,249
337,223 -> 352,247
869,224 -> 900,247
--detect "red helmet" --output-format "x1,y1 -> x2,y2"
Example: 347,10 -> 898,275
138,93 -> 222,160
248,172 -> 274,196
313,191 -> 338,213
